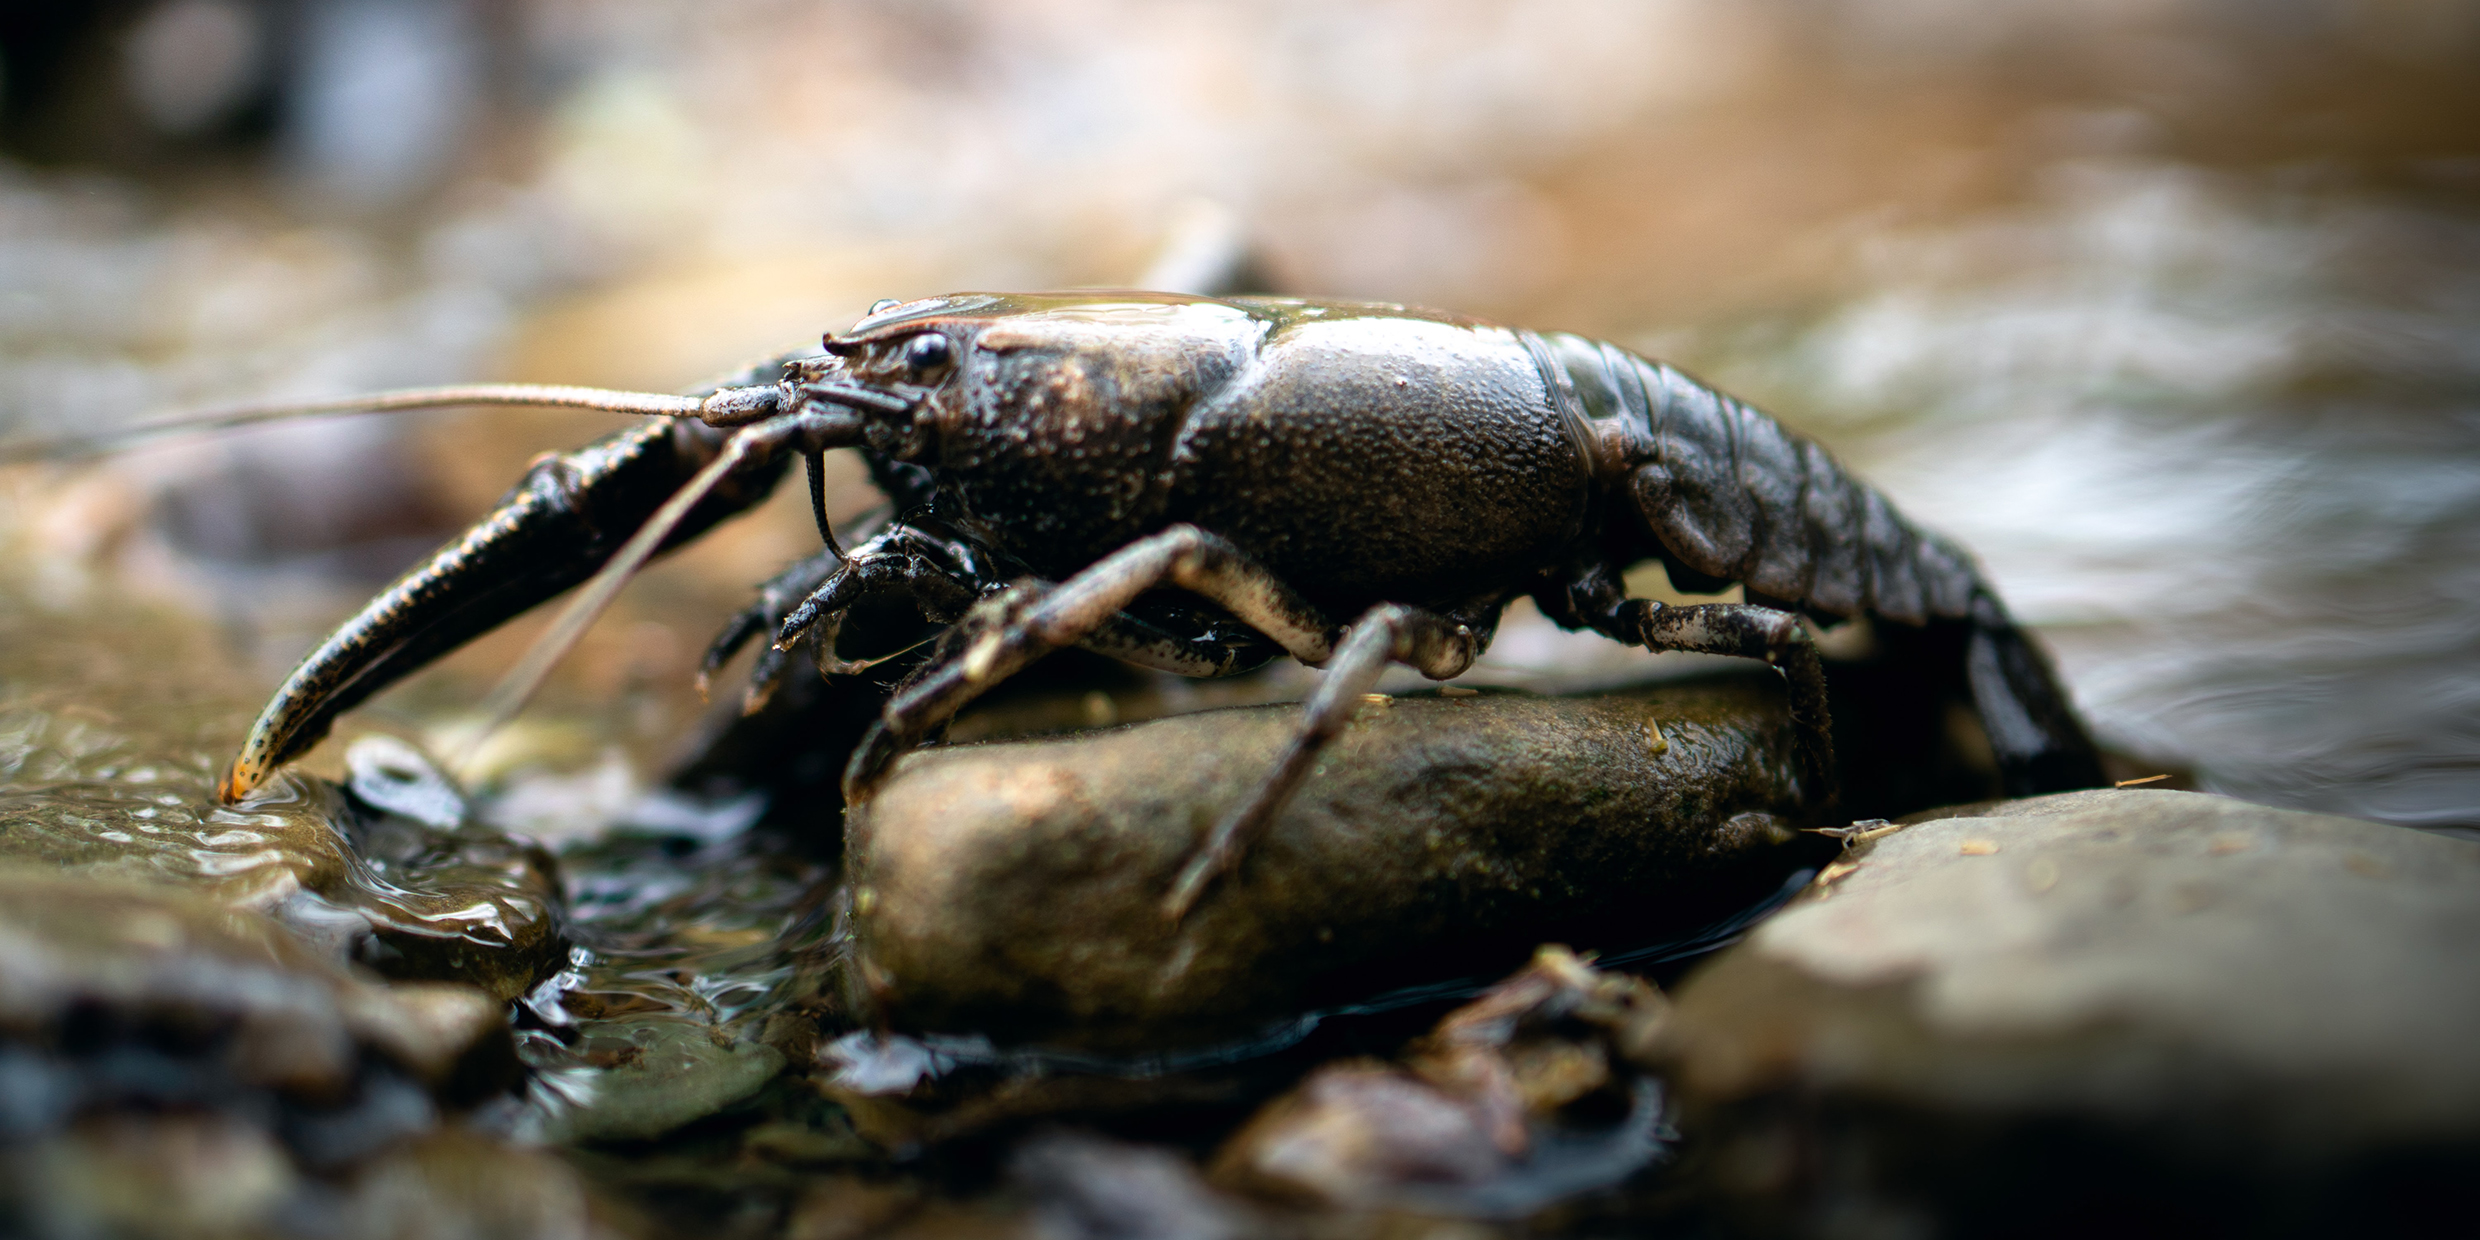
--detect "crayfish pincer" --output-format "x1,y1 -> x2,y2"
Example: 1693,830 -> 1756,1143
213,292 -> 2102,916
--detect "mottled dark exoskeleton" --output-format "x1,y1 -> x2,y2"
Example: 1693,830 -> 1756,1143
216,292 -> 2102,917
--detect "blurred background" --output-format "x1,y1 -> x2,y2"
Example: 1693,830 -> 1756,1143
1,0 -> 2474,833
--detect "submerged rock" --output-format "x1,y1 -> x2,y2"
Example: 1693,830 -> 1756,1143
0,868 -> 528,1235
845,672 -> 1831,1052
1213,946 -> 1670,1215
1650,789 -> 2480,1239
534,1019 -> 787,1145
0,868 -> 516,1113
509,816 -> 837,1149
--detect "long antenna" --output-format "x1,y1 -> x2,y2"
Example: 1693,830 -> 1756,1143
0,383 -> 710,464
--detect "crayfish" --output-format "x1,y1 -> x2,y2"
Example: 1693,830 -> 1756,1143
179,292 -> 2100,918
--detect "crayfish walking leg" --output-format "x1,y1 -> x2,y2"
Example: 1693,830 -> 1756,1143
1160,601 -> 1479,921
833,524 -> 1482,919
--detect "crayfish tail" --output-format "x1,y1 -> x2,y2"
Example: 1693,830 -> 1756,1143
1965,592 -> 2107,795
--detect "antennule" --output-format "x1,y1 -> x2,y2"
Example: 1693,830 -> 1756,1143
0,382 -> 720,464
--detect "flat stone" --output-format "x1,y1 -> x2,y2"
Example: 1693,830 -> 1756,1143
536,1020 -> 787,1145
846,673 -> 1830,1052
1651,789 -> 2480,1237
0,865 -> 522,1225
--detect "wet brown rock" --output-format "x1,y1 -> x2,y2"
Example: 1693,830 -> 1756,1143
1648,789 -> 2480,1239
1213,946 -> 1668,1214
1401,946 -> 1667,1154
4,1112 -> 302,1240
781,1176 -> 923,1240
0,867 -> 515,1099
537,1021 -> 787,1145
6,1120 -> 638,1240
813,1030 -> 1258,1151
846,673 -> 1829,1051
332,1129 -> 639,1240
0,868 -> 528,1233
0,763 -> 560,1002
1014,1129 -> 1260,1240
1221,1063 -> 1510,1207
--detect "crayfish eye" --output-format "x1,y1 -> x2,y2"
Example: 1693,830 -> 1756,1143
903,333 -> 953,376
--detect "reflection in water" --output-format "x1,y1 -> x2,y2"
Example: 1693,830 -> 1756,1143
0,587 -> 562,998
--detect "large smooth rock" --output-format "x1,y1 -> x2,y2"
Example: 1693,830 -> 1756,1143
1651,789 -> 2480,1239
845,673 -> 1831,1051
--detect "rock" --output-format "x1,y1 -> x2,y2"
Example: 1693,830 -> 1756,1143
1212,946 -> 1669,1216
1224,1064 -> 1511,1205
1013,1130 -> 1259,1240
1649,789 -> 2480,1239
0,868 -> 517,1105
0,868 -> 529,1234
329,1129 -> 636,1240
780,1176 -> 924,1240
3,1112 -> 303,1240
534,1019 -> 787,1145
3,1119 -> 635,1240
846,673 -> 1831,1051
0,590 -> 563,1001
811,1029 -> 1261,1152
